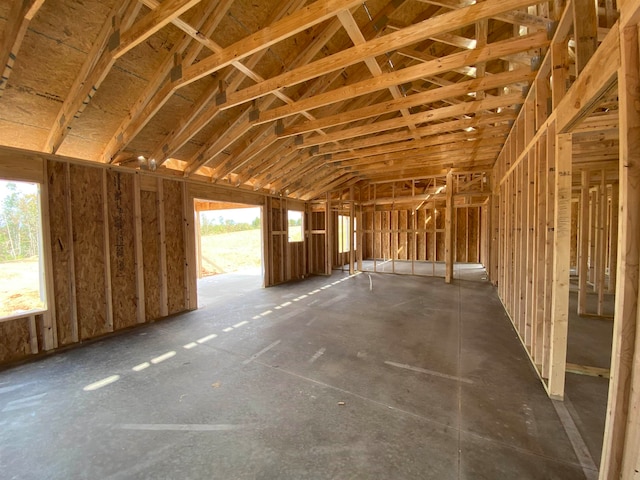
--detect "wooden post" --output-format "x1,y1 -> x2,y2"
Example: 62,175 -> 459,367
325,192 -> 332,275
40,160 -> 57,349
608,182 -> 619,293
182,183 -> 197,310
357,201 -> 363,272
534,138 -> 547,368
597,170 -> 607,315
349,186 -> 355,275
133,175 -> 146,322
195,203 -> 203,279
525,154 -> 536,349
445,171 -> 454,283
490,186 -> 500,286
542,128 -> 556,380
64,164 -> 79,341
262,199 -> 272,286
600,22 -> 640,480
102,170 -> 114,332
157,178 -> 169,317
572,0 -> 598,74
547,130 -> 572,399
578,170 -> 590,315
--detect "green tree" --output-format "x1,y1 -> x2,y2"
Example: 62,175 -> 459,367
0,183 -> 40,261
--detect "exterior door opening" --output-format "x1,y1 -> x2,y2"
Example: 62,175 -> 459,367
194,200 -> 263,306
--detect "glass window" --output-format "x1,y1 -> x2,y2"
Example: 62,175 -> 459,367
0,180 -> 46,318
288,210 -> 303,242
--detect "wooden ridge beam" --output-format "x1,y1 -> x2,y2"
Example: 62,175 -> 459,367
282,68 -> 534,137
219,0 -> 545,110
252,31 -> 546,125
0,0 -> 45,96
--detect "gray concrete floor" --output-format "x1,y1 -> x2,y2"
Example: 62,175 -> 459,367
0,268 -> 601,479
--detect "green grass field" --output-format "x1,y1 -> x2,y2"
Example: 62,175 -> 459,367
199,229 -> 262,276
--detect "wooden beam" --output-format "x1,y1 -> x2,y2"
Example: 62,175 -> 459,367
557,23 -> 621,133
548,130 -> 572,400
572,0 -> 598,74
337,10 -> 418,135
132,175 -> 146,323
105,0 -> 325,165
182,183 -> 197,310
177,0 -> 363,87
577,170 -> 590,315
600,21 -> 640,480
220,0 -> 544,109
44,0 -> 140,153
281,68 -> 535,137
0,0 -> 45,96
40,159 -> 57,349
113,0 -> 202,59
325,128 -> 509,161
103,0 -> 233,164
299,94 -> 523,148
415,0 -> 553,29
258,32 -> 546,125
101,170 -> 114,333
157,179 -> 169,317
566,362 -> 610,378
445,170 -> 454,283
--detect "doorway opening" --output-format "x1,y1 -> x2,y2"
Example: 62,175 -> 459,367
194,200 -> 263,307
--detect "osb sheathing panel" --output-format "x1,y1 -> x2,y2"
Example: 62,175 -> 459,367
127,94 -> 196,157
70,165 -> 108,340
141,190 -> 161,321
56,133 -> 110,162
0,1 -> 109,151
30,0 -> 115,53
289,242 -> 304,280
271,235 -> 284,284
163,180 -> 186,315
47,161 -> 75,346
0,121 -> 48,152
107,171 -> 137,330
0,319 -> 30,364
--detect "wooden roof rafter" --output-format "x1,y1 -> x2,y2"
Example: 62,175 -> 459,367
0,0 -> 45,97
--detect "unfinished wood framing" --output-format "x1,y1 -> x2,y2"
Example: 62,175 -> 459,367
2,0 -> 640,475
491,1 -> 624,401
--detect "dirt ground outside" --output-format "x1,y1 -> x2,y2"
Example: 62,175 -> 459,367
199,229 -> 262,276
0,229 -> 262,317
0,259 -> 45,318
